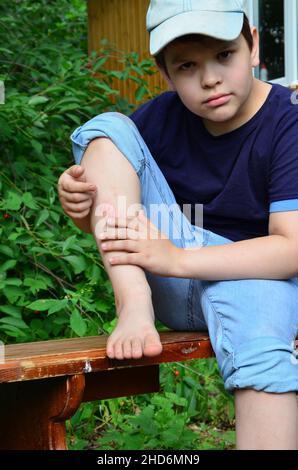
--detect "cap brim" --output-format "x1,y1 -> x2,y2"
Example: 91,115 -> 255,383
150,10 -> 244,55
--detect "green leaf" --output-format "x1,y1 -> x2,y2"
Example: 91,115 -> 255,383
62,235 -> 77,254
3,286 -> 25,303
5,191 -> 22,211
0,324 -> 27,338
23,277 -> 49,294
28,95 -> 49,106
0,317 -> 29,329
0,244 -> 14,258
27,298 -> 68,314
70,309 -> 87,336
48,299 -> 68,315
35,209 -> 50,228
0,260 -> 17,273
135,86 -> 147,101
27,299 -> 61,312
5,278 -> 22,286
23,192 -> 38,209
63,255 -> 87,274
31,139 -> 43,154
0,305 -> 22,318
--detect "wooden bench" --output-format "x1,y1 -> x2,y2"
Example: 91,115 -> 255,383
0,331 -> 214,450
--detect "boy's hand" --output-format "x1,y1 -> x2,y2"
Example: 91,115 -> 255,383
98,211 -> 183,277
57,165 -> 97,220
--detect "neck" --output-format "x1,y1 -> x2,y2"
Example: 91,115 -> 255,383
203,78 -> 272,137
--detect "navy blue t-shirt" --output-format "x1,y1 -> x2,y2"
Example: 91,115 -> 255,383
129,84 -> 298,242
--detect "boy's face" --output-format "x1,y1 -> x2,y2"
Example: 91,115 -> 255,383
159,28 -> 260,130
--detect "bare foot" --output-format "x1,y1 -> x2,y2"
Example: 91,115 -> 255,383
106,294 -> 163,360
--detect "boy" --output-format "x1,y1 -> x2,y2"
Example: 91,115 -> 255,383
58,1 -> 298,449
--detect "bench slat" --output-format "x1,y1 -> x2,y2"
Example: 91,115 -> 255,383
0,331 -> 214,384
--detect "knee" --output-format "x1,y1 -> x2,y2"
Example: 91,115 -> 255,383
219,336 -> 298,395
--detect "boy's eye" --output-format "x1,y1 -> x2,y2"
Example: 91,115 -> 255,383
218,50 -> 233,60
179,62 -> 195,71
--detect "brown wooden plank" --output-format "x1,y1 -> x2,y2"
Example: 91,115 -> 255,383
0,332 -> 213,383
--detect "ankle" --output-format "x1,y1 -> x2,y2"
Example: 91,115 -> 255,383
115,285 -> 152,311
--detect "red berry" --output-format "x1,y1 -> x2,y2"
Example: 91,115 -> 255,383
34,310 -> 40,314
174,370 -> 180,377
3,213 -> 10,219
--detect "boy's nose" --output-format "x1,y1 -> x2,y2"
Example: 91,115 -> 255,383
200,65 -> 222,89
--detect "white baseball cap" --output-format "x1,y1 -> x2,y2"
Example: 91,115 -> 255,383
147,0 -> 246,55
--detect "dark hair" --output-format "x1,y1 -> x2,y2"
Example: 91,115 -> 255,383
155,13 -> 253,77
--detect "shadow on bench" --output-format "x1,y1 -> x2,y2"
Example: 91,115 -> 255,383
0,331 -> 214,450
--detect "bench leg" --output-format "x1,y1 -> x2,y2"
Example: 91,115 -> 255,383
0,374 -> 85,450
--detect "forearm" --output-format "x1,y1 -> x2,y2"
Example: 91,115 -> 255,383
179,235 -> 298,281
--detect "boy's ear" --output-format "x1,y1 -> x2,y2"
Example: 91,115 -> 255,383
156,63 -> 176,91
250,26 -> 260,69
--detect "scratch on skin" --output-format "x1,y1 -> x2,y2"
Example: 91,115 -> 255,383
83,360 -> 92,373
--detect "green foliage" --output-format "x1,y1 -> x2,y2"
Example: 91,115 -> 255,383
68,359 -> 235,450
0,0 -> 158,343
96,393 -> 199,450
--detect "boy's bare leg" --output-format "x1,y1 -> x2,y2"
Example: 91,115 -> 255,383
235,389 -> 298,449
81,137 -> 162,360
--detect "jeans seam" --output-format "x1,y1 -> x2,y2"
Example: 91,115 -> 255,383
187,279 -> 195,329
201,283 -> 234,358
203,229 -> 210,247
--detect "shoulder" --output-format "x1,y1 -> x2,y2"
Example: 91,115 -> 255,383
269,84 -> 298,128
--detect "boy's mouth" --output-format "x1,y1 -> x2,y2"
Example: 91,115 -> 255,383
203,93 -> 232,108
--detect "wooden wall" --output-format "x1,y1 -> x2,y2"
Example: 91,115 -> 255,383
87,0 -> 168,104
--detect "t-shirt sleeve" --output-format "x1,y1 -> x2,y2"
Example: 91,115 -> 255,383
269,111 -> 298,213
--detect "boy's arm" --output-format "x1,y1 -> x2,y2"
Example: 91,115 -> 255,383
101,211 -> 298,280
179,211 -> 298,280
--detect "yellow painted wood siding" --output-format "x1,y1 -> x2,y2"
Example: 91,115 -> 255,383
87,0 -> 168,104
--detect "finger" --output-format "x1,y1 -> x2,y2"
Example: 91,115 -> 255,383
64,200 -> 93,213
100,240 -> 138,252
99,228 -> 139,240
66,209 -> 90,219
66,165 -> 85,178
59,190 -> 94,203
60,181 -> 97,194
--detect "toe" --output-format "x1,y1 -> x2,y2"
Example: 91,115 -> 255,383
131,338 -> 143,359
106,339 -> 115,359
123,339 -> 133,359
114,339 -> 124,360
144,333 -> 163,357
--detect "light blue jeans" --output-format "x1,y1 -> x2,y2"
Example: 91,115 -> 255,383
71,112 -> 298,395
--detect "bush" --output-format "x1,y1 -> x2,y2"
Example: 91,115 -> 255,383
0,0 -> 158,343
